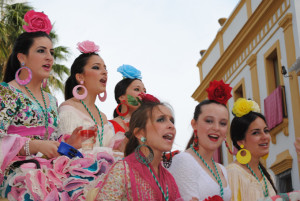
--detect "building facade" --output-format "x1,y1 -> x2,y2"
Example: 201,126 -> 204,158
193,0 -> 300,192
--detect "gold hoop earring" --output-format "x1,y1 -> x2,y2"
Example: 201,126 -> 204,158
236,145 -> 251,164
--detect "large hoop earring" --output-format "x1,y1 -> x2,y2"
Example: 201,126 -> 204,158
42,79 -> 47,89
72,81 -> 88,100
135,137 -> 154,165
236,145 -> 251,164
162,152 -> 172,168
98,91 -> 107,102
116,100 -> 129,117
193,130 -> 199,151
15,63 -> 32,86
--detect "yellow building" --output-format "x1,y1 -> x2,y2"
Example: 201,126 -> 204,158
193,0 -> 300,192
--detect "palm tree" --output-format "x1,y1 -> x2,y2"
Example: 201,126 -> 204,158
0,2 -> 70,94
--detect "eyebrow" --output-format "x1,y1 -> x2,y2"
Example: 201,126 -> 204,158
37,46 -> 54,51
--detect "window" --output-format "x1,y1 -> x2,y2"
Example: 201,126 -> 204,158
276,169 -> 293,193
233,78 -> 245,101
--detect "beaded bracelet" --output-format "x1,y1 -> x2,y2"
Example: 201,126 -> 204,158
24,140 -> 31,156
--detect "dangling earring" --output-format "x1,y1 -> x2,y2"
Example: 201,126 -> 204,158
236,145 -> 251,164
98,91 -> 107,102
135,136 -> 154,165
162,151 -> 172,168
116,100 -> 129,117
15,63 -> 32,86
225,139 -> 233,155
193,130 -> 199,151
42,79 -> 47,88
72,80 -> 88,100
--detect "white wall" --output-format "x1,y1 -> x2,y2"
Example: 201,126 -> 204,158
223,3 -> 248,50
202,42 -> 220,79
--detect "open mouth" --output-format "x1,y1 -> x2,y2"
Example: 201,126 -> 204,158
163,134 -> 174,141
42,64 -> 51,70
259,143 -> 268,147
208,134 -> 219,141
100,78 -> 107,84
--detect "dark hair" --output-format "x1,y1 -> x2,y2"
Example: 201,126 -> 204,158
230,111 -> 277,193
124,101 -> 167,156
186,100 -> 227,149
64,53 -> 99,100
113,78 -> 141,118
3,31 -> 52,83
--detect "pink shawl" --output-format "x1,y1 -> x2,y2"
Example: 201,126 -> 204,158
124,153 -> 181,201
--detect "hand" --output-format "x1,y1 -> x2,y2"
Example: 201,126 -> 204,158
295,137 -> 300,162
66,125 -> 98,149
30,140 -> 60,158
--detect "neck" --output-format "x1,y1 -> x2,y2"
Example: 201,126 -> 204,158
247,156 -> 260,169
82,95 -> 96,107
24,80 -> 42,93
150,150 -> 162,174
196,146 -> 215,162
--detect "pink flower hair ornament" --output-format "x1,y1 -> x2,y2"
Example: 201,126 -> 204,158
77,40 -> 100,54
23,10 -> 52,34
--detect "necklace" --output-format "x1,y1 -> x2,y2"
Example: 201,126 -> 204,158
25,86 -> 48,139
246,164 -> 269,197
80,100 -> 104,146
119,116 -> 130,129
191,146 -> 224,199
146,163 -> 169,201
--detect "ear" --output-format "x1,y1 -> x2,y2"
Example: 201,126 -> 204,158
191,119 -> 197,130
134,127 -> 145,141
118,94 -> 126,102
237,140 -> 245,148
17,53 -> 26,64
75,73 -> 84,84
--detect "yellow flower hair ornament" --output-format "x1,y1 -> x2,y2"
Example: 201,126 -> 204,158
232,98 -> 260,117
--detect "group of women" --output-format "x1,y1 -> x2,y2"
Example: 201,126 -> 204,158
0,9 -> 298,201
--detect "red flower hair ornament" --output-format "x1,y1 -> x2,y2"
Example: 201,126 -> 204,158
127,93 -> 160,106
206,80 -> 232,105
23,10 -> 52,34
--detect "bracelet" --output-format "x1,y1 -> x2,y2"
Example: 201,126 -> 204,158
24,140 -> 31,156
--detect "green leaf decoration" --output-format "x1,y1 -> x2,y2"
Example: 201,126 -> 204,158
127,95 -> 139,106
137,97 -> 142,104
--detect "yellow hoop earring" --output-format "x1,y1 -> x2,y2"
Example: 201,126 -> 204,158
236,145 -> 251,164
261,153 -> 269,160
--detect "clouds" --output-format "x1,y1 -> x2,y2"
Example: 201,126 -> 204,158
29,0 -> 238,150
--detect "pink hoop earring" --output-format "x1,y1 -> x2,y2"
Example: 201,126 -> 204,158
15,63 -> 32,86
42,79 -> 47,88
98,91 -> 107,102
72,81 -> 88,100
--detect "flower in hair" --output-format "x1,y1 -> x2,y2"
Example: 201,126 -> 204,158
232,98 -> 260,117
206,80 -> 232,105
127,93 -> 160,106
77,40 -> 100,54
23,10 -> 52,34
117,64 -> 142,79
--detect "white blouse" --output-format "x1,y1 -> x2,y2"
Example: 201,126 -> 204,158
168,151 -> 231,201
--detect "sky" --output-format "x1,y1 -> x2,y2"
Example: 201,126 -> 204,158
29,0 -> 239,150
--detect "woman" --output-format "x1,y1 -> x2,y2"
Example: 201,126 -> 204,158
58,40 -> 116,150
94,96 -> 181,200
168,80 -> 232,201
0,10 -> 81,200
108,64 -> 146,151
227,98 -> 277,201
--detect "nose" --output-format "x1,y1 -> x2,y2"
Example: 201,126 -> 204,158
262,131 -> 270,140
212,122 -> 220,131
46,51 -> 54,61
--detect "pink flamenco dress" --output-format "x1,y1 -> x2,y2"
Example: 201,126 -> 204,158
94,152 -> 181,201
0,82 -> 116,200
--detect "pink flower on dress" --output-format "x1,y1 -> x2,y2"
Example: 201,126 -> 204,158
77,40 -> 100,54
23,10 -> 52,34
